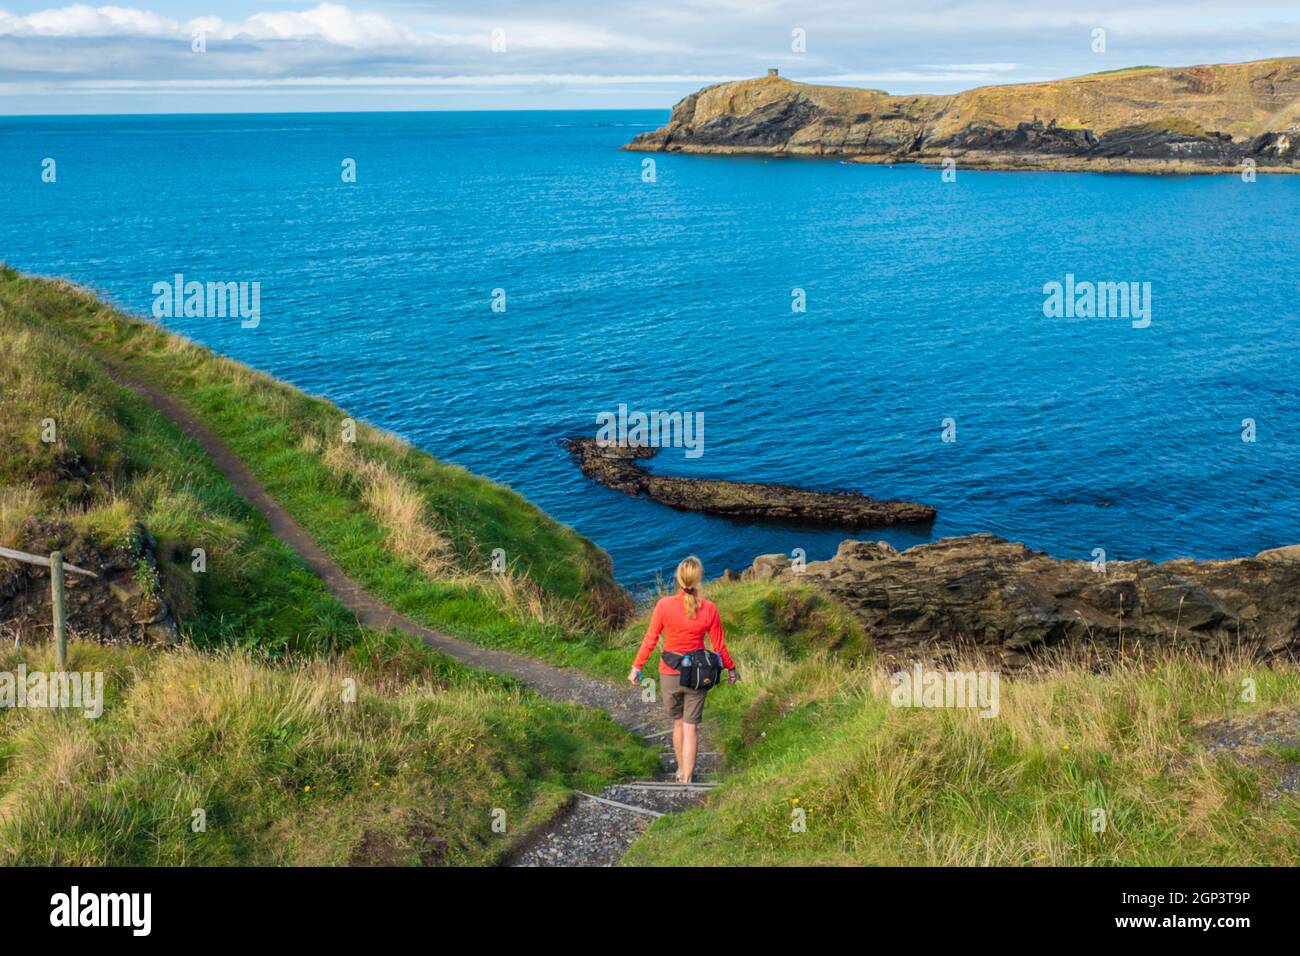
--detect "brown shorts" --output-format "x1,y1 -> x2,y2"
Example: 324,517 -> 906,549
660,672 -> 707,725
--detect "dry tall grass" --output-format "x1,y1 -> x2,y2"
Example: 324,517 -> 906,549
0,485 -> 38,548
305,431 -> 590,631
0,639 -> 648,865
317,438 -> 454,578
625,587 -> 1300,867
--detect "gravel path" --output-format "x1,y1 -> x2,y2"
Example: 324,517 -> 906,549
108,364 -> 720,866
508,781 -> 711,867
1198,708 -> 1300,800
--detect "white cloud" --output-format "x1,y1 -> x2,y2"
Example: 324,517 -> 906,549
0,3 -> 420,47
0,4 -> 178,37
411,17 -> 688,54
219,4 -> 416,47
0,3 -> 683,51
3,0 -> 1300,111
0,73 -> 739,92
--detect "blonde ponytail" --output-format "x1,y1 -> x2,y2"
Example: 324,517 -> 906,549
676,555 -> 704,618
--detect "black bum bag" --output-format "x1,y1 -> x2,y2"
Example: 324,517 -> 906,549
663,649 -> 725,691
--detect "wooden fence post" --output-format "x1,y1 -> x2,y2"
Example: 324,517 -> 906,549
50,550 -> 67,670
0,547 -> 96,658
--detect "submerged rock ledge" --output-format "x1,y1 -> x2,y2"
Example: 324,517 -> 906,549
741,535 -> 1300,666
566,438 -> 936,528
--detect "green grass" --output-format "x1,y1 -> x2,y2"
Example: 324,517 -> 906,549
0,268 -> 658,864
0,269 -> 630,666
0,635 -> 655,865
7,267 -> 1296,867
1117,117 -> 1212,138
1083,65 -> 1162,78
620,580 -> 1300,866
0,273 -> 355,652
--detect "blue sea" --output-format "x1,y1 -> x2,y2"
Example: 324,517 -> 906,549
2,112 -> 1297,587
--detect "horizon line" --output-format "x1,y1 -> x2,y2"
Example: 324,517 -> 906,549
0,105 -> 674,118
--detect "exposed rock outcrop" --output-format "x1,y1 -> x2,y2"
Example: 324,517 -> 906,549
627,57 -> 1300,173
0,519 -> 182,646
566,438 -> 935,529
746,535 -> 1300,666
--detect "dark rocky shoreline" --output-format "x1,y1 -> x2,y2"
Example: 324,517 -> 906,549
740,535 -> 1300,667
566,438 -> 936,529
630,111 -> 1300,173
927,120 -> 1297,170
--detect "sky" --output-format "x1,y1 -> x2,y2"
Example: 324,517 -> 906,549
1,1 -> 1298,114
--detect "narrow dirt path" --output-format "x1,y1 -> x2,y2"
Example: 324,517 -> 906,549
106,365 -> 717,865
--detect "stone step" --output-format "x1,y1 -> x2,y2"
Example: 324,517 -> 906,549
659,751 -> 723,772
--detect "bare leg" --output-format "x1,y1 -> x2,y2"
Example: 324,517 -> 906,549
672,719 -> 685,782
680,722 -> 698,784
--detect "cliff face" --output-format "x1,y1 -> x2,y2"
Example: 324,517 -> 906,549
627,58 -> 1300,172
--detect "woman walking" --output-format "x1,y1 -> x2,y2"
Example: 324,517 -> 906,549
628,556 -> 738,783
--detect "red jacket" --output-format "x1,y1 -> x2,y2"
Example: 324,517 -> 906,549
634,592 -> 735,675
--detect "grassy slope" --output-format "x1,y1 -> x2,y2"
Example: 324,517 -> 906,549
622,580 -> 1300,865
0,270 -> 656,864
0,278 -> 354,651
0,635 -> 653,865
7,270 -> 1296,866
1,270 -> 631,668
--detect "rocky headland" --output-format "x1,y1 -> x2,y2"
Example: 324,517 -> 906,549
566,438 -> 936,528
740,536 -> 1300,666
626,57 -> 1300,173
